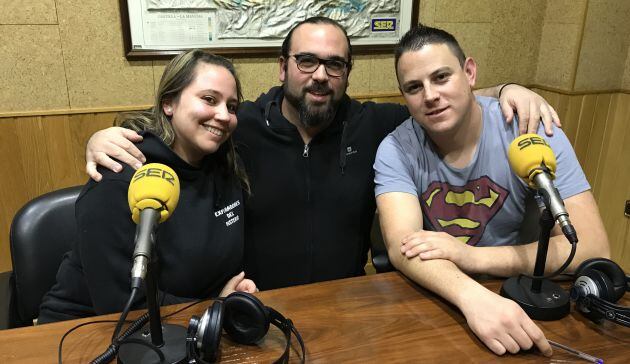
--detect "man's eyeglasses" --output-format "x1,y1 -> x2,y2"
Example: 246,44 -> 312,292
289,53 -> 349,77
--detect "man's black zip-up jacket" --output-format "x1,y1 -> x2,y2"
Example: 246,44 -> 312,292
235,86 -> 409,290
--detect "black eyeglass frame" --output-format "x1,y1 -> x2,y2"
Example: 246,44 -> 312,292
288,53 -> 350,77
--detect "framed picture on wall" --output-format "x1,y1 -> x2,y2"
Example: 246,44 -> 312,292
120,0 -> 420,60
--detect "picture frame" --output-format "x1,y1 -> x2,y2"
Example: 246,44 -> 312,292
120,0 -> 420,60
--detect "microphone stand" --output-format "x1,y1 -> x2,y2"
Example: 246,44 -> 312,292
500,197 -> 570,320
118,235 -> 187,363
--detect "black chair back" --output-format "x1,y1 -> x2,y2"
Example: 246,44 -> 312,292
7,186 -> 82,327
371,210 -> 394,273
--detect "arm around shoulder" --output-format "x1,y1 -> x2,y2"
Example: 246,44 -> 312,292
474,83 -> 560,135
85,127 -> 146,181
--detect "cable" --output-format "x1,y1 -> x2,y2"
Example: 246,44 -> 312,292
289,320 -> 306,364
519,241 -> 577,281
90,313 -> 150,364
58,320 -> 118,364
89,298 -> 204,364
163,299 -> 204,319
58,296 -> 206,364
111,287 -> 139,342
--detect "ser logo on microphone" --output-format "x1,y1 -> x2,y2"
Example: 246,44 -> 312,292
516,136 -> 549,150
132,167 -> 176,186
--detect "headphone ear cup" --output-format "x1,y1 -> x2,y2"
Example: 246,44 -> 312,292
585,269 -> 615,301
198,301 -> 225,362
223,292 -> 270,345
576,258 -> 626,302
573,269 -> 616,323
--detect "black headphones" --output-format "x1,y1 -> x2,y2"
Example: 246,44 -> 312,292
185,292 -> 305,363
570,258 -> 630,327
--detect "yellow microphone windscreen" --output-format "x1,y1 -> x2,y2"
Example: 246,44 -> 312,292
507,134 -> 557,187
128,163 -> 180,224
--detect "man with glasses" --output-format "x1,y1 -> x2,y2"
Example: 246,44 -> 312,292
84,17 -> 560,290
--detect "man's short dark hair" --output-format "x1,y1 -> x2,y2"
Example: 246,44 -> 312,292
281,16 -> 353,72
395,25 -> 466,77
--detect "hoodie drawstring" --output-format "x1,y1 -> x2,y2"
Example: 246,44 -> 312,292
264,100 -> 276,127
339,121 -> 348,176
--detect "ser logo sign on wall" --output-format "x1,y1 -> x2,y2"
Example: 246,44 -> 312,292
371,18 -> 397,32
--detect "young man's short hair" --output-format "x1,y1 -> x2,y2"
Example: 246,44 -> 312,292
395,25 -> 466,78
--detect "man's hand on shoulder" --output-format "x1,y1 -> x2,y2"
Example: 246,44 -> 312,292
85,127 -> 146,181
497,84 -> 561,135
460,287 -> 553,357
400,230 -> 481,274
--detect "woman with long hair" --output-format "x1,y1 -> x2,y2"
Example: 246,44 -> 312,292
39,50 -> 255,323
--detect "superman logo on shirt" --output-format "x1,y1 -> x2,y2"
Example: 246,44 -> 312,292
420,176 -> 509,246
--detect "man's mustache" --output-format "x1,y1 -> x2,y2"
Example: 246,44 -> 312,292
304,83 -> 332,95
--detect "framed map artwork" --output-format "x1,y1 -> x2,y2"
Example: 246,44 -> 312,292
120,0 -> 419,60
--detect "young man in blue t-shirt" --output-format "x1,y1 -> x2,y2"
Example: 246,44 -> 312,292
374,25 -> 609,357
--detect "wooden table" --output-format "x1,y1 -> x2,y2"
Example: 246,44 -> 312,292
0,272 -> 628,363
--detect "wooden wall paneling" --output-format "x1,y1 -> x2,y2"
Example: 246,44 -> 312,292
354,93 -> 406,105
1,116 -> 58,273
66,112 -> 118,187
0,209 -> 9,271
0,117 -> 30,271
15,117 -> 54,198
615,134 -> 630,272
572,95 -> 597,179
549,92 -> 572,141
68,113 -> 96,186
609,94 -> 630,270
621,95 -> 630,271
583,94 -> 613,197
41,115 -> 80,189
553,93 -> 571,128
562,94 -> 585,145
64,114 -> 88,187
622,221 -> 630,272
622,177 -> 630,272
590,94 -> 630,269
0,112 -> 118,273
592,94 -> 619,202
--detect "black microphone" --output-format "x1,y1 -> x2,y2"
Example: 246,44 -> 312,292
127,163 -> 180,289
508,134 -> 578,244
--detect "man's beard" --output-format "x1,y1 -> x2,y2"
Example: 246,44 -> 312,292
284,82 -> 342,128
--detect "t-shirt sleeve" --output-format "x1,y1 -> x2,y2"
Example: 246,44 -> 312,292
374,134 -> 418,197
544,127 -> 591,199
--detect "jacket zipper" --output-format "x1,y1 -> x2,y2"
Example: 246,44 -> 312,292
302,142 -> 312,282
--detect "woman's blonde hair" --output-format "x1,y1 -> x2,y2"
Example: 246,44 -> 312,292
115,49 -> 249,192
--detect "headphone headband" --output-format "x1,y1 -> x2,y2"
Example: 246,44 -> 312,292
268,307 -> 305,364
578,294 -> 630,327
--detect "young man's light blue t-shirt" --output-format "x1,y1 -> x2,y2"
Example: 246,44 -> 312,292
374,96 -> 589,246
